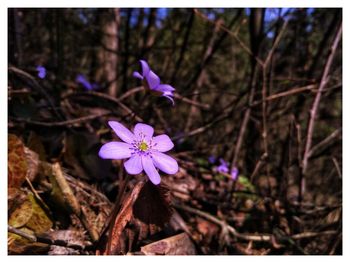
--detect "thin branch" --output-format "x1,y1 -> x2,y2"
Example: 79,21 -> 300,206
308,128 -> 341,158
171,107 -> 233,141
173,203 -> 272,242
291,230 -> 337,240
194,9 -> 263,67
118,86 -> 144,101
174,93 -> 210,110
260,20 -> 288,192
332,157 -> 342,179
10,112 -> 110,127
250,84 -> 317,107
263,20 -> 288,68
230,67 -> 259,171
302,23 -> 342,175
64,91 -> 143,122
8,66 -> 64,120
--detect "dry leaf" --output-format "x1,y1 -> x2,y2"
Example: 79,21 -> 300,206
9,193 -> 52,233
8,227 -> 49,255
133,181 -> 172,227
8,134 -> 28,188
140,233 -> 196,255
8,188 -> 27,213
24,146 -> 40,182
103,179 -> 146,255
48,230 -> 87,255
8,193 -> 53,254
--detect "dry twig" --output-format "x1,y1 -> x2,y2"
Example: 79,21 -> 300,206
302,23 -> 342,175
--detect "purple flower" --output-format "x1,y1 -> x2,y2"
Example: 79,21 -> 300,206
216,158 -> 229,174
76,74 -> 98,91
230,167 -> 239,181
36,66 -> 46,79
208,155 -> 216,164
99,121 -> 178,185
133,60 -> 175,105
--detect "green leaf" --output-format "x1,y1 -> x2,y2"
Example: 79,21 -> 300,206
237,175 -> 255,192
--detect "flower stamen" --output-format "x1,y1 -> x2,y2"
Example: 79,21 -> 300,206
138,141 -> 149,151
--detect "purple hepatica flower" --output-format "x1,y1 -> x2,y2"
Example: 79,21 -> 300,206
216,158 -> 229,174
99,121 -> 178,185
208,155 -> 216,164
76,74 -> 98,91
36,66 -> 46,79
230,167 -> 239,181
133,60 -> 175,105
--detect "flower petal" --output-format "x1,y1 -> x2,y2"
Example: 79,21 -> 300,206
230,167 -> 239,180
146,70 -> 160,90
140,60 -> 150,76
124,154 -> 143,174
163,95 -> 175,105
108,121 -> 135,144
134,123 -> 154,141
152,151 -> 178,174
156,84 -> 175,92
76,74 -> 93,90
142,155 -> 161,185
153,134 -> 174,152
133,71 -> 143,79
36,66 -> 46,79
99,142 -> 132,159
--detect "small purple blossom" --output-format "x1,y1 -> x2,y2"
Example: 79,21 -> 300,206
216,158 -> 229,174
212,156 -> 239,181
76,74 -> 99,91
133,60 -> 175,105
230,167 -> 239,181
208,155 -> 216,164
36,66 -> 46,79
99,121 -> 178,185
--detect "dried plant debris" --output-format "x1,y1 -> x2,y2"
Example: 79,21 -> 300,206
140,233 -> 196,255
8,193 -> 53,254
48,230 -> 89,255
100,180 -> 173,255
8,134 -> 28,188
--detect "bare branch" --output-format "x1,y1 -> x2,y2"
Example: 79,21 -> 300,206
302,23 -> 342,175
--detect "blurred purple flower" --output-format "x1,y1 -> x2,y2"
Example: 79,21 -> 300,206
36,66 -> 46,79
133,60 -> 175,105
76,74 -> 98,91
99,121 -> 178,185
230,167 -> 239,181
216,158 -> 229,174
208,155 -> 216,164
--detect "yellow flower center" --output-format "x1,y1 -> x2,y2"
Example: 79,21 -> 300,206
139,141 -> 149,151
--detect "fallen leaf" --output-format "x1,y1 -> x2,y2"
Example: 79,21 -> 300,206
8,227 -> 49,255
24,147 -> 40,182
8,187 -> 27,213
140,233 -> 196,255
103,179 -> 146,255
8,134 -> 28,188
133,180 -> 172,227
48,230 -> 87,255
8,199 -> 33,228
25,194 -> 53,233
